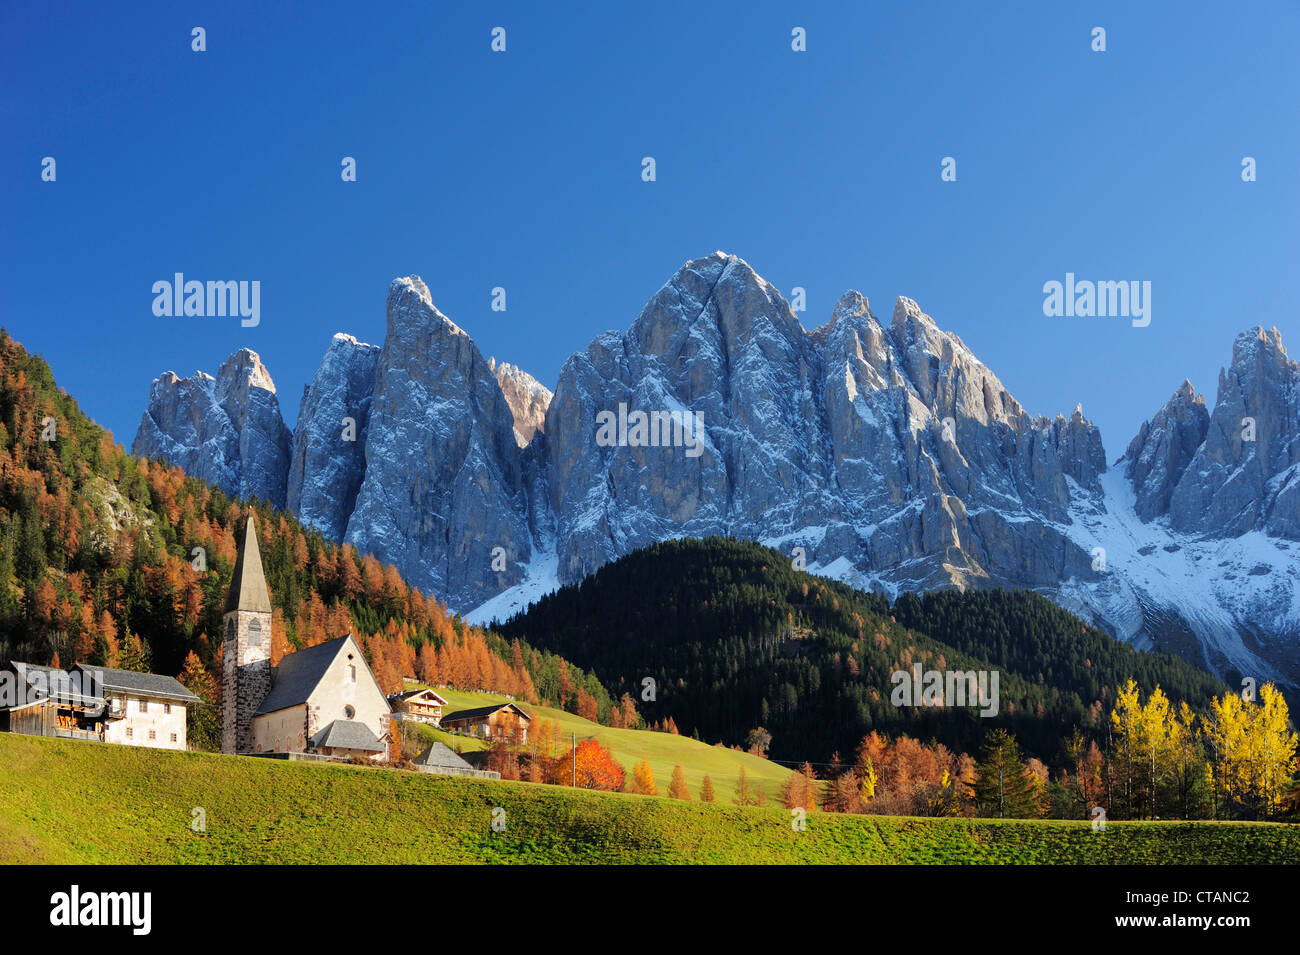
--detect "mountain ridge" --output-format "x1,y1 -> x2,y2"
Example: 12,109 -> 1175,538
130,252 -> 1300,688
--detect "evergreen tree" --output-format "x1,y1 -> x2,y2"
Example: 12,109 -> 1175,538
496,538 -> 1226,765
177,650 -> 220,751
972,729 -> 1038,818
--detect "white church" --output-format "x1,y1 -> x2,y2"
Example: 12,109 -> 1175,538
222,518 -> 394,762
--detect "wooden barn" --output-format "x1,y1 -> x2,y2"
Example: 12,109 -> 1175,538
0,661 -> 199,750
440,701 -> 531,744
0,662 -> 106,739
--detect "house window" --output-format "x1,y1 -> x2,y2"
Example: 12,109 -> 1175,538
148,730 -> 156,741
126,727 -> 133,739
170,733 -> 177,743
139,699 -> 148,713
163,703 -> 171,715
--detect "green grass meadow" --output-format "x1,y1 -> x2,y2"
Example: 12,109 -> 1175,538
420,685 -> 794,801
1,734 -> 1296,864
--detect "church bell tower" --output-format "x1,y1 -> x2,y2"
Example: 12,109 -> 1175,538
221,516 -> 273,754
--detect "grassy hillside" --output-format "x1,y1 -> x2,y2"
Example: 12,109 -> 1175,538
424,686 -> 794,802
1,735 -> 1296,864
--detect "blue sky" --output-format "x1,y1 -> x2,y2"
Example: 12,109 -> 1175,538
2,1 -> 1296,458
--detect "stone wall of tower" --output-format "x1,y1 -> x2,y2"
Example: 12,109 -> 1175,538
220,608 -> 273,754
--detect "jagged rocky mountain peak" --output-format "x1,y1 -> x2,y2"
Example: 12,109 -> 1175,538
331,331 -> 375,349
1166,324 -> 1299,539
386,274 -> 469,339
387,274 -> 432,307
133,347 -> 291,508
631,251 -> 805,353
215,347 -> 280,404
1120,377 -> 1210,523
1232,324 -> 1288,362
891,294 -> 928,330
835,288 -> 871,317
132,255 -> 1300,689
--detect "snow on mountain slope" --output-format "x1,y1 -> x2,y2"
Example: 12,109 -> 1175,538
1055,468 -> 1300,684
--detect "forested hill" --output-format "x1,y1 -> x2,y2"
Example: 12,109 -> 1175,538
495,538 -> 1228,764
0,330 -> 625,746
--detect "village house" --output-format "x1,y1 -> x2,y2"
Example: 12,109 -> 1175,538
0,660 -> 200,750
223,518 -> 394,762
441,701 -> 531,744
388,687 -> 448,726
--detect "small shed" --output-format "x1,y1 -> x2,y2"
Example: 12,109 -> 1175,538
412,741 -> 500,779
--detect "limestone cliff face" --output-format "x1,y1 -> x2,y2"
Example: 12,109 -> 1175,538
132,348 -> 291,507
544,253 -> 1106,593
1166,328 -> 1300,539
490,358 -> 551,447
132,254 -> 1300,687
342,277 -> 532,607
1119,380 -> 1210,522
544,254 -> 825,582
286,334 -> 380,541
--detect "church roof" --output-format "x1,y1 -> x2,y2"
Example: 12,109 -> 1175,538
314,719 -> 384,752
412,741 -> 473,770
224,517 -> 272,615
253,635 -> 355,715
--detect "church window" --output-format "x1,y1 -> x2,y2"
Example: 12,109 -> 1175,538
225,618 -> 236,643
247,618 -> 263,648
345,705 -> 356,719
349,665 -> 356,682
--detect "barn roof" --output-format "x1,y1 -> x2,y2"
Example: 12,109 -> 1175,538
4,662 -> 103,707
441,702 -> 530,724
254,635 -> 355,715
314,719 -> 384,752
411,742 -> 474,770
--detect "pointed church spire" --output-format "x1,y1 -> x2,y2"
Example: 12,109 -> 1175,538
224,516 -> 272,614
